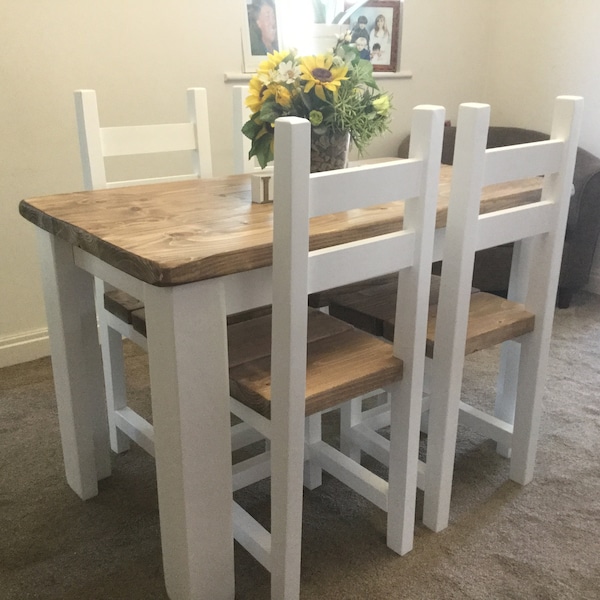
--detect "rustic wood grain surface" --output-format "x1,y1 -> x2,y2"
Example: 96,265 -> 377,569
19,165 -> 542,286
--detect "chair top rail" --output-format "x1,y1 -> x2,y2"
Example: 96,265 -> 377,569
309,159 -> 422,218
483,139 -> 564,187
100,123 -> 198,157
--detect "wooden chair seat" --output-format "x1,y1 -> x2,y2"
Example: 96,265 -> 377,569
104,289 -> 144,324
329,284 -> 534,358
228,309 -> 403,418
111,297 -> 275,338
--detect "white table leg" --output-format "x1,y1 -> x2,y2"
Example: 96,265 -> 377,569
144,279 -> 235,600
37,231 -> 111,499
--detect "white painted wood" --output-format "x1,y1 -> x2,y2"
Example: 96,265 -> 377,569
303,415 -> 322,490
340,397 -> 365,461
73,88 -> 214,456
268,116 -> 311,600
74,88 -> 213,187
307,231 -> 416,294
114,407 -> 155,456
309,159 -> 422,217
230,422 -> 264,451
100,123 -> 198,156
96,298 -> 130,453
483,140 -> 563,185
0,327 -> 50,368
310,441 -> 389,511
422,96 -> 583,531
230,105 -> 445,595
232,452 -> 271,491
350,422 -> 391,466
230,397 -> 272,439
143,279 -> 235,600
457,402 -> 513,448
222,266 -> 273,314
476,201 -> 556,250
36,230 -> 111,499
335,96 -> 584,537
232,502 -> 272,570
73,248 -> 146,300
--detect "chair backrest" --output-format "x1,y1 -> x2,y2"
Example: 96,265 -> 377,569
74,88 -> 213,190
270,108 -> 445,426
433,96 -> 583,402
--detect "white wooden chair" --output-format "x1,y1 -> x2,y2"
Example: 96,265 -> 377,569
329,96 -> 583,533
232,85 -> 256,174
228,107 -> 445,599
74,88 -> 218,455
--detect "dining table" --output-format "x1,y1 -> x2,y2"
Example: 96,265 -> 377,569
18,163 -> 543,600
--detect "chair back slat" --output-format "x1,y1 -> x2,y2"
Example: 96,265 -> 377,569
100,123 -> 197,156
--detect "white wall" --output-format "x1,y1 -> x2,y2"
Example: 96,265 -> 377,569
1,0 -> 598,367
484,0 -> 600,293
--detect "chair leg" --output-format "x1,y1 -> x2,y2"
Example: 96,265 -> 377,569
422,362 -> 463,533
340,397 -> 362,461
304,414 -> 322,490
97,319 -> 131,454
270,407 -> 305,599
386,380 -> 419,555
494,340 -> 520,458
508,334 -> 545,485
94,278 -> 130,454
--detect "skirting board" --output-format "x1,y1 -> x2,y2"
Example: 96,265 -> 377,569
0,328 -> 50,369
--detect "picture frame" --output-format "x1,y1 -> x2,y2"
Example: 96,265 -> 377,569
344,0 -> 402,72
241,0 -> 282,73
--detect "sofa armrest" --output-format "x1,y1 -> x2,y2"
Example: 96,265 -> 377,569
568,147 -> 600,234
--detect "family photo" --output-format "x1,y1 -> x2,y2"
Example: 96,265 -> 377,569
344,0 -> 400,71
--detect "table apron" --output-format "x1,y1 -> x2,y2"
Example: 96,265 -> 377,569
74,247 -> 145,300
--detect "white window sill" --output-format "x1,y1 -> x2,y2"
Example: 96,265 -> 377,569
224,71 -> 412,83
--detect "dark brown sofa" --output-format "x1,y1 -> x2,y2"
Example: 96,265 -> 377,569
398,126 -> 600,307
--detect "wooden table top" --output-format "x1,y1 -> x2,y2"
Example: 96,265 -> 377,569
19,165 -> 542,287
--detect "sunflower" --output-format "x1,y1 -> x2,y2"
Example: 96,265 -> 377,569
299,55 -> 348,101
245,75 -> 272,114
257,49 -> 292,76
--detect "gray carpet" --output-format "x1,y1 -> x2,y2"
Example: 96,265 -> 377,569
2,292 -> 599,599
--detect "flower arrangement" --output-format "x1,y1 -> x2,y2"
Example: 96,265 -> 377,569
242,34 -> 393,169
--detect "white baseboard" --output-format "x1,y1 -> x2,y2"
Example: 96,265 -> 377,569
0,328 -> 50,369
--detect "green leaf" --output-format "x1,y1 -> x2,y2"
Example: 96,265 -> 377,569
242,117 -> 262,140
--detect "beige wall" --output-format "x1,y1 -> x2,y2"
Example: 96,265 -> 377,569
1,0 -> 598,366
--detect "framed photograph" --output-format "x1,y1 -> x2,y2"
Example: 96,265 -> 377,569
241,0 -> 281,73
344,0 -> 402,72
